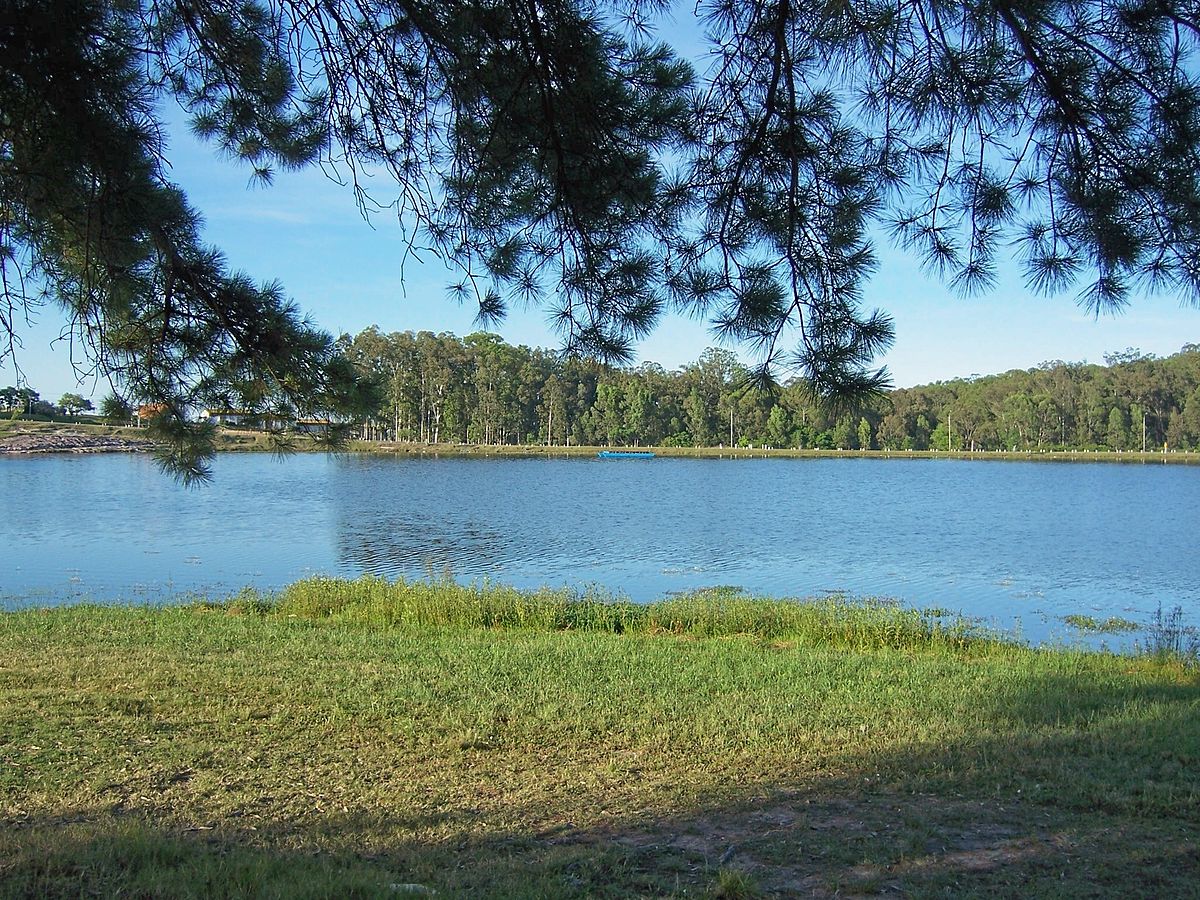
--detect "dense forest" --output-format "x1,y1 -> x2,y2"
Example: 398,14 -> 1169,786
339,329 -> 1200,452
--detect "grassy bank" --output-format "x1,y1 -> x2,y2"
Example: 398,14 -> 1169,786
349,440 -> 1200,465
2,579 -> 1198,897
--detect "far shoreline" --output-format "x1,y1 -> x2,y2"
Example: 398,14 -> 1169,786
5,420 -> 1200,464
346,440 -> 1200,465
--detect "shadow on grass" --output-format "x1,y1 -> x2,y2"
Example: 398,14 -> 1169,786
579,670 -> 1200,897
3,671 -> 1198,898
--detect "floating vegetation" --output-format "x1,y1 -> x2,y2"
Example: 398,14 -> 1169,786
1062,614 -> 1141,634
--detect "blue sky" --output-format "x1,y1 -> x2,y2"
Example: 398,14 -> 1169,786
5,18 -> 1198,402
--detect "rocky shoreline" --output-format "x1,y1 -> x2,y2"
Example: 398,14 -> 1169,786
0,430 -> 156,455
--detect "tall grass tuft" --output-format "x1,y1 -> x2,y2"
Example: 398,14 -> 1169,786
1142,604 -> 1200,666
211,576 -> 992,654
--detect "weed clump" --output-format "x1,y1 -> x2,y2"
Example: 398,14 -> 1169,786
200,575 -> 994,655
1141,604 -> 1200,667
709,867 -> 763,898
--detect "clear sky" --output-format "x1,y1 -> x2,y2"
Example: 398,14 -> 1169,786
5,26 -> 1198,402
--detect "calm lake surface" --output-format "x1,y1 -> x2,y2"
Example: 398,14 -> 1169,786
2,452 -> 1197,643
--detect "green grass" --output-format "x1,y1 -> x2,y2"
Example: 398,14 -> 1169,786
222,577 -> 986,652
2,578 -> 1198,897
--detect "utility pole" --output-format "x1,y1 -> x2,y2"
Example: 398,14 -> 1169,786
730,407 -> 734,446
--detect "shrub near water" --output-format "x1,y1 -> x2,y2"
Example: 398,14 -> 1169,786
228,575 -> 985,652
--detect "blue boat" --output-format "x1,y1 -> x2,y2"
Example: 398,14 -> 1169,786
596,450 -> 656,459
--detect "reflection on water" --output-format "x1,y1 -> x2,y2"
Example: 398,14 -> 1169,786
337,516 -> 510,579
1,452 -> 1197,644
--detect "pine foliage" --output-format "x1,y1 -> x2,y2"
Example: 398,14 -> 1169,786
3,0 -> 1199,474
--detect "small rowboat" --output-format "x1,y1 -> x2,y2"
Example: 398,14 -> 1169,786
596,450 -> 656,459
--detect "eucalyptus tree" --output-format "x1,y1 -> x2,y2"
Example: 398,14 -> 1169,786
343,326 -> 403,438
5,0 -> 1199,475
538,374 -> 570,445
764,403 -> 792,448
589,379 -> 627,445
629,361 -> 676,443
1070,367 -> 1104,447
1107,406 -> 1131,450
417,332 -> 465,444
856,417 -> 872,451
562,355 -> 606,445
515,352 -> 554,442
1183,389 -> 1200,448
619,378 -> 650,445
952,387 -> 992,451
1166,408 -> 1188,449
1001,390 -> 1036,449
465,332 -> 527,444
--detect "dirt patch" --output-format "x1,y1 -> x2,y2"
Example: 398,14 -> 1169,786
599,788 -> 1177,897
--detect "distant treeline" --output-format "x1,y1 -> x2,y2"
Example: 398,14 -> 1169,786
341,327 -> 1200,451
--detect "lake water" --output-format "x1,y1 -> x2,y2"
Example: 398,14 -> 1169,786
2,452 -> 1197,644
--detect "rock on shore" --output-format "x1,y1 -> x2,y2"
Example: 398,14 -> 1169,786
0,430 -> 156,455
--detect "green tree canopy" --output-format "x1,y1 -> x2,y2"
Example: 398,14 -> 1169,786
57,392 -> 93,415
1,385 -> 36,412
4,0 -> 1199,475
